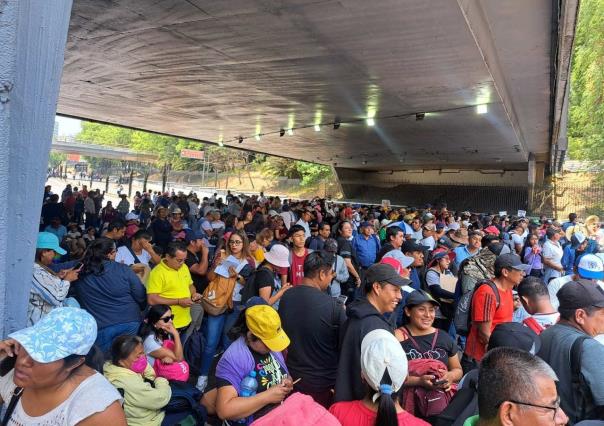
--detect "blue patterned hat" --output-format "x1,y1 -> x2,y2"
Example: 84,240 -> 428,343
9,307 -> 97,363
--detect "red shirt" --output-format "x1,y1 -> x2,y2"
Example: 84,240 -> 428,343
464,282 -> 514,361
289,249 -> 309,286
329,400 -> 429,426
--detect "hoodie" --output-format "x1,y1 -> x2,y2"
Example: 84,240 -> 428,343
103,362 -> 171,426
334,298 -> 394,402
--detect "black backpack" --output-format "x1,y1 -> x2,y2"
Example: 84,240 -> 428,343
432,370 -> 478,426
453,280 -> 500,337
569,335 -> 604,422
183,329 -> 205,378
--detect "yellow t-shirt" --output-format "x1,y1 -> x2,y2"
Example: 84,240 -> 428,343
252,247 -> 266,265
147,260 -> 193,329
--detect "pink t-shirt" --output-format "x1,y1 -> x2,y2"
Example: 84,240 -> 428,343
289,249 -> 309,286
329,400 -> 430,426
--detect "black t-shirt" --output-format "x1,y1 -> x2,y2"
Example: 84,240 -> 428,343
185,250 -> 208,293
278,285 -> 347,390
337,237 -> 359,270
400,328 -> 458,363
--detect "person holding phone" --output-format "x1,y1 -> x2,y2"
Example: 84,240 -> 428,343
28,232 -> 81,326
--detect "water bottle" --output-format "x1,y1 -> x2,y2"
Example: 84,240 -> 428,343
240,370 -> 258,397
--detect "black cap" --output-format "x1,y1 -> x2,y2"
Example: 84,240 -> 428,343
495,253 -> 531,272
558,280 -> 604,311
365,263 -> 412,288
487,322 -> 541,354
402,240 -> 428,254
405,290 -> 440,307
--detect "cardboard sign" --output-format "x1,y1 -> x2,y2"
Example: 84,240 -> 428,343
517,210 -> 526,218
499,211 -> 507,217
382,199 -> 391,209
440,274 -> 458,293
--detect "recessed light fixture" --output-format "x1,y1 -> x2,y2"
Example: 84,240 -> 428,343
366,117 -> 375,126
314,124 -> 321,132
477,104 -> 488,114
255,134 -> 261,141
287,128 -> 294,136
416,113 -> 425,121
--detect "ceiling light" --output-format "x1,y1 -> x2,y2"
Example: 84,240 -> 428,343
314,124 -> 321,132
255,134 -> 261,141
362,160 -> 368,165
477,104 -> 488,114
416,113 -> 425,121
279,128 -> 285,137
238,136 -> 243,144
287,128 -> 294,136
366,117 -> 375,126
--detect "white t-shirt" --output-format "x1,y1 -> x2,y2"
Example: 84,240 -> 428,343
548,275 -> 573,311
0,370 -> 121,425
143,334 -> 163,366
296,219 -> 311,239
115,246 -> 152,266
511,233 -> 524,248
542,239 -> 564,281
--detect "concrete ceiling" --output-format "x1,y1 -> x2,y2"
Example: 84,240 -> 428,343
59,0 -> 558,171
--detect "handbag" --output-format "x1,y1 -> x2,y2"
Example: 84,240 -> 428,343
153,339 -> 190,382
1,386 -> 23,426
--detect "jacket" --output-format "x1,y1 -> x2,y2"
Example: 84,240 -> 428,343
103,362 -> 171,426
334,299 -> 394,402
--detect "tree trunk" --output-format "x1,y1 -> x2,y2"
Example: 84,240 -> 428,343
128,170 -> 134,197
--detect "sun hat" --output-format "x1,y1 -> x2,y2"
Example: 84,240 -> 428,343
382,250 -> 414,269
9,307 -> 97,363
245,305 -> 290,352
360,329 -> 408,397
264,244 -> 291,268
36,232 -> 66,256
450,228 -> 469,245
577,254 -> 604,280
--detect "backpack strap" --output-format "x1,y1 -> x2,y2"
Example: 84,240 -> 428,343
430,329 -> 439,351
1,387 -> 23,426
523,317 -> 545,334
126,244 -> 142,264
570,335 -> 591,419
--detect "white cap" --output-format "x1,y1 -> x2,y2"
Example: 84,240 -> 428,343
360,329 -> 408,396
383,250 -> 414,268
447,222 -> 460,231
579,254 -> 604,280
125,212 -> 139,221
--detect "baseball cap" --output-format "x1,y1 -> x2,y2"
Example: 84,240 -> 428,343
382,250 -> 414,268
245,305 -> 290,352
402,240 -> 428,254
437,237 -> 454,250
125,212 -> 139,221
365,263 -> 412,288
405,290 -> 440,308
9,307 -> 97,363
428,249 -> 455,267
447,222 -> 460,232
36,232 -> 66,255
487,322 -> 541,354
495,253 -> 531,273
557,280 -> 604,311
184,229 -> 205,244
361,329 -> 408,393
360,221 -> 372,228
172,208 -> 182,214
577,254 -> 604,280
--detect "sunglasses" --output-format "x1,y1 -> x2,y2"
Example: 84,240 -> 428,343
159,315 -> 174,323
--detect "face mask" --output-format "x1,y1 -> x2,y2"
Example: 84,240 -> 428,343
130,355 -> 147,374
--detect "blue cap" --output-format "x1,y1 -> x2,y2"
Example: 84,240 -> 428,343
184,229 -> 206,244
36,232 -> 66,255
9,307 -> 97,363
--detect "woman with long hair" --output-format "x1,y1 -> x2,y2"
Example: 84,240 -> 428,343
522,233 -> 544,277
74,237 -> 147,353
197,230 -> 255,392
329,329 -> 428,426
138,305 -> 184,371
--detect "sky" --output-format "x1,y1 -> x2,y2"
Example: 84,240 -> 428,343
55,116 -> 82,136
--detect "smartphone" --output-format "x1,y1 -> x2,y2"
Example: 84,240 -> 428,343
73,261 -> 83,270
432,378 -> 447,386
336,295 -> 348,305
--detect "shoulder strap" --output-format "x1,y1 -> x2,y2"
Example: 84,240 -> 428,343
570,335 -> 591,418
126,245 -> 142,264
478,280 -> 500,308
430,329 -> 439,351
2,387 -> 23,426
523,317 -> 544,334
402,326 -> 421,351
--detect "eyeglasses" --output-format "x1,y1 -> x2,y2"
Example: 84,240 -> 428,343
229,240 -> 243,245
159,315 -> 175,323
498,398 -> 562,421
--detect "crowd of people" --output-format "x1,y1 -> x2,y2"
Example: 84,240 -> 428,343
2,185 -> 603,425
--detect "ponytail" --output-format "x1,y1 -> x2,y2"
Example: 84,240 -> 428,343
374,384 -> 399,426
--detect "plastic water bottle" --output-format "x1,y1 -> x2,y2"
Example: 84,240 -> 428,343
240,370 -> 258,397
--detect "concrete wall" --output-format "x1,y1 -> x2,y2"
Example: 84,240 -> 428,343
335,167 -> 529,212
0,0 -> 73,335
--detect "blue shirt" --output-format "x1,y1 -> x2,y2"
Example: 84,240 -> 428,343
352,234 -> 380,268
74,260 -> 147,329
44,224 -> 67,242
454,245 -> 478,267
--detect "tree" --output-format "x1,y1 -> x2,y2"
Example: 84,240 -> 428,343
48,152 -> 66,168
568,0 -> 604,161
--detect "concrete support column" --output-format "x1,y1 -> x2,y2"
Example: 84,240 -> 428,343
0,0 -> 73,335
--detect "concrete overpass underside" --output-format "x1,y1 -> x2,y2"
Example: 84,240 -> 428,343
58,0 -> 577,210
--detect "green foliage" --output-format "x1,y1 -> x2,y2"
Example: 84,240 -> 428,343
295,161 -> 333,186
568,0 -> 604,160
48,152 -> 66,168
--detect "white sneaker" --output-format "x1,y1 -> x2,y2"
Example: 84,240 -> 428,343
196,375 -> 208,392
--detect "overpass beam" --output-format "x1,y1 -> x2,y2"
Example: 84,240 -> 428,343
0,0 -> 73,335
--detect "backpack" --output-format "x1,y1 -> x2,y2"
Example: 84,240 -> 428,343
163,381 -> 207,425
239,264 -> 260,305
569,336 -> 603,422
183,329 -> 205,378
453,280 -> 500,337
432,371 -> 478,426
200,275 -> 238,316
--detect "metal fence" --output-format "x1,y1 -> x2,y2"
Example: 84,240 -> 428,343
534,179 -> 604,219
